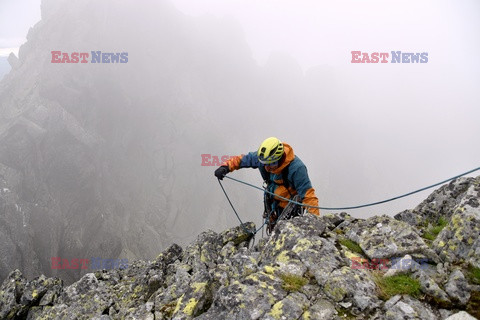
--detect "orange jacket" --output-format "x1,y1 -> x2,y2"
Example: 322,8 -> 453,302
223,143 -> 319,216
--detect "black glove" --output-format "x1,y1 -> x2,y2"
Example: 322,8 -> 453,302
214,166 -> 229,180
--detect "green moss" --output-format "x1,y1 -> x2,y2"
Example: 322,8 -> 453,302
422,217 -> 431,228
336,307 -> 356,319
338,238 -> 364,255
325,285 -> 347,301
466,265 -> 480,285
423,217 -> 448,241
279,273 -> 308,292
373,273 -> 421,300
466,290 -> 480,319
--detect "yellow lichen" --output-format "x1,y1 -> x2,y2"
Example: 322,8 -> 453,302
275,234 -> 287,251
324,283 -> 347,301
267,292 -> 276,305
344,250 -> 363,260
303,310 -> 311,319
292,238 -> 312,254
173,295 -> 184,315
246,274 -> 259,282
264,265 -> 276,274
191,282 -> 206,293
277,251 -> 290,263
183,298 -> 198,316
270,301 -> 284,319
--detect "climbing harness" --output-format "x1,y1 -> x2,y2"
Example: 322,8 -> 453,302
268,194 -> 303,234
217,166 -> 480,237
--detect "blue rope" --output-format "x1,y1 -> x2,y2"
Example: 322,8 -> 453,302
217,179 -> 267,235
224,166 -> 480,211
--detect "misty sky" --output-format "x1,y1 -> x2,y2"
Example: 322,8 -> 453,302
1,0 -> 479,220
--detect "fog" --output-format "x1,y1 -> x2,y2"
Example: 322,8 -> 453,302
0,0 -> 479,283
168,0 -> 480,218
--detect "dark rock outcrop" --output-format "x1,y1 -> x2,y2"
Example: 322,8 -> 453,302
0,0 -> 264,284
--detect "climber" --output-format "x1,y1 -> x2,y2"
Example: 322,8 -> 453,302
214,137 -> 319,231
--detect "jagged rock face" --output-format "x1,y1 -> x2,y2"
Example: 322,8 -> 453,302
1,178 -> 480,319
395,177 -> 474,227
0,0 -> 263,284
396,177 -> 480,267
344,215 -> 440,262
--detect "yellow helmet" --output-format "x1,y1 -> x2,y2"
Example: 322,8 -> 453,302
257,137 -> 284,164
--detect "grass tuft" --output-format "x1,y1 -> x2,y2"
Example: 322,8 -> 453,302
423,217 -> 448,241
338,238 -> 364,255
373,272 -> 422,300
279,273 -> 308,292
466,264 -> 480,285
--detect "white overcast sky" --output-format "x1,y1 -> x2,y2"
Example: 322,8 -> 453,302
3,0 -> 478,69
170,0 -> 480,70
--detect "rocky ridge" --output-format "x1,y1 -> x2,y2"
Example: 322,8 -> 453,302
1,176 -> 479,319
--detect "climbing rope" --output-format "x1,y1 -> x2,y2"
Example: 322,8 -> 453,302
217,179 -> 267,236
224,166 -> 480,210
217,166 -> 480,235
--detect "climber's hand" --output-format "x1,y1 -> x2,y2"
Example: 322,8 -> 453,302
214,166 -> 229,180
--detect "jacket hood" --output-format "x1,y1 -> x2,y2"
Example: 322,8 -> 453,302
269,142 -> 294,174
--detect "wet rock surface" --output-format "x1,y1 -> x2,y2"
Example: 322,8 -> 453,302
1,177 -> 480,319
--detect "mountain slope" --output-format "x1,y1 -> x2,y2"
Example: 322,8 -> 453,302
1,176 -> 479,319
0,0 -> 263,284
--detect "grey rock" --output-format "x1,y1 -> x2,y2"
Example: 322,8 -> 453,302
445,269 -> 471,305
324,266 -> 381,311
0,269 -> 28,319
467,236 -> 480,268
263,292 -> 309,320
220,222 -> 255,246
182,230 -> 223,273
345,215 -> 439,262
19,274 -> 62,307
395,177 -> 474,229
0,177 -> 479,319
384,254 -> 422,277
439,309 -> 454,320
444,311 -> 478,320
411,270 -> 450,304
304,299 -> 336,320
260,214 -> 341,287
7,52 -> 19,69
384,295 -> 437,320
430,177 -> 480,264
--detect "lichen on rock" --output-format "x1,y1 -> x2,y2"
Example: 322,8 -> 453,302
1,177 -> 480,319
